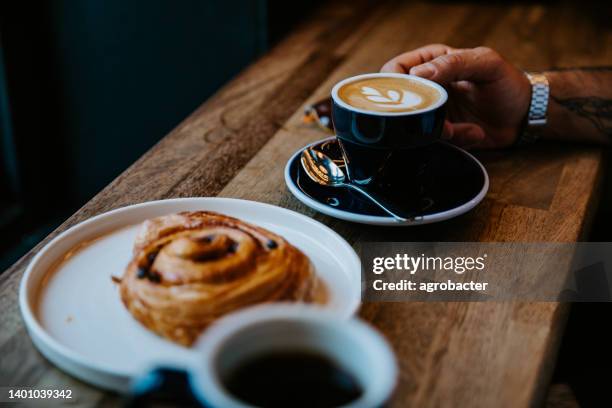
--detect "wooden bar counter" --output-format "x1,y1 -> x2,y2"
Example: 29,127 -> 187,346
1,1 -> 610,406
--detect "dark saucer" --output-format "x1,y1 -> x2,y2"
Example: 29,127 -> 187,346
284,137 -> 488,225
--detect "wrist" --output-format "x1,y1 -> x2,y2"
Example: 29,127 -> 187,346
515,72 -> 550,146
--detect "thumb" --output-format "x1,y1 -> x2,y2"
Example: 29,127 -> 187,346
409,47 -> 503,85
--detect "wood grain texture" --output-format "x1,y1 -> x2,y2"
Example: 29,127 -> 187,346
1,1 -> 610,407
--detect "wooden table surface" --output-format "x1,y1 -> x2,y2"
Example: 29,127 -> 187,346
1,1 -> 611,406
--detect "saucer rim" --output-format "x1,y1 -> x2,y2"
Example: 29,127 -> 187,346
284,136 -> 489,226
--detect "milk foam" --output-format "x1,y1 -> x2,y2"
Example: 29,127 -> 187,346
336,76 -> 440,113
360,86 -> 423,110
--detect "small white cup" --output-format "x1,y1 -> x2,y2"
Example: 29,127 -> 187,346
189,304 -> 397,408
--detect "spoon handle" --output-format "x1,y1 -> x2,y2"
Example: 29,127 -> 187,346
345,184 -> 414,222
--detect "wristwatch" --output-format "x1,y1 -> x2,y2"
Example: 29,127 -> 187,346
515,72 -> 550,146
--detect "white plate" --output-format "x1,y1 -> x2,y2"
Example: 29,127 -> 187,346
19,198 -> 361,392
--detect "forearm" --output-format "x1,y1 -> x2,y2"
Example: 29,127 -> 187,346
542,67 -> 612,144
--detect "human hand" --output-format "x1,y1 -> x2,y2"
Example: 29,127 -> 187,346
382,44 -> 531,148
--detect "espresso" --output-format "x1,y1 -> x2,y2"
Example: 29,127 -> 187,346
223,351 -> 363,408
337,76 -> 440,112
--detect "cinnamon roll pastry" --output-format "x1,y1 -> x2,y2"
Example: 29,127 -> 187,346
120,211 -> 316,346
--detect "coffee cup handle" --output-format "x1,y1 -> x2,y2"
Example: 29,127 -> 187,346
126,367 -> 204,407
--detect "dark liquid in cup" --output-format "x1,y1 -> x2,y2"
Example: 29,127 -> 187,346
223,351 -> 363,408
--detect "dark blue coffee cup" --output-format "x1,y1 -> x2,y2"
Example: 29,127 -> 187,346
331,73 -> 447,186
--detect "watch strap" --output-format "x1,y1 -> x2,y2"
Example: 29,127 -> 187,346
515,72 -> 549,146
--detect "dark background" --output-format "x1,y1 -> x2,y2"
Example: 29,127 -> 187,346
0,0 -> 319,270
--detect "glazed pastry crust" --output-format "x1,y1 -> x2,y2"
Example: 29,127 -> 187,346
120,211 -> 316,346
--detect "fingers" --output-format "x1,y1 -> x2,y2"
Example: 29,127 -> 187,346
445,122 -> 486,148
409,47 -> 504,84
381,44 -> 454,73
382,45 -> 505,85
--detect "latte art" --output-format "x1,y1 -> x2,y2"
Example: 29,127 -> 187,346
337,77 -> 440,113
361,86 -> 423,110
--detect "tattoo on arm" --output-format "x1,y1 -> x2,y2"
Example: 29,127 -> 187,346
552,96 -> 612,137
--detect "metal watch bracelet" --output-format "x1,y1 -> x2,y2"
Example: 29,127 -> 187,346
515,72 -> 550,146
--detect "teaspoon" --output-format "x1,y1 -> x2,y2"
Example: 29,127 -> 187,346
300,148 -> 414,222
